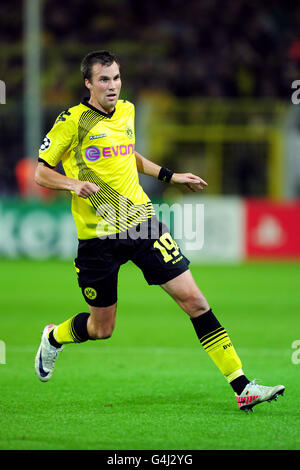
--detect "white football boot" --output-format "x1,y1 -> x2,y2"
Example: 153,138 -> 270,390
236,379 -> 285,413
35,325 -> 63,382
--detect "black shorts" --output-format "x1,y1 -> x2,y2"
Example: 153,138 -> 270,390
74,216 -> 190,307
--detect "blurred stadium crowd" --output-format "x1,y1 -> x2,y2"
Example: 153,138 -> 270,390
0,0 -> 299,195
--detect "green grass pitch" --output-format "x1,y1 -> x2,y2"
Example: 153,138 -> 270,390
0,259 -> 299,450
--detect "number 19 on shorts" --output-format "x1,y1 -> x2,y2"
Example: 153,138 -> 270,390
153,233 -> 181,263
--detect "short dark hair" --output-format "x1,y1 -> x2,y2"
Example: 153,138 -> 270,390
80,50 -> 120,82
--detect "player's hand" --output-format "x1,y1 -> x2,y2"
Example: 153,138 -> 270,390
171,173 -> 208,192
72,180 -> 100,198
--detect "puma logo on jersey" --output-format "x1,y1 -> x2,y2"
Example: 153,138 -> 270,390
89,134 -> 107,140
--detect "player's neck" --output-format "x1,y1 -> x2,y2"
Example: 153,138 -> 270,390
88,98 -> 115,115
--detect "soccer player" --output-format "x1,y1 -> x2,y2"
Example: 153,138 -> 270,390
34,50 -> 285,413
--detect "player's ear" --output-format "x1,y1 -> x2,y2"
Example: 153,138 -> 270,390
85,78 -> 92,90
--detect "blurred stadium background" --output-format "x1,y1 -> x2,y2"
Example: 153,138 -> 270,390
1,0 -> 300,261
1,0 -> 300,451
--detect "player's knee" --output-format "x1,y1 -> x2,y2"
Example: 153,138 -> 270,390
92,328 -> 114,340
182,292 -> 210,317
89,322 -> 115,340
97,332 -> 113,340
88,304 -> 116,340
101,325 -> 114,339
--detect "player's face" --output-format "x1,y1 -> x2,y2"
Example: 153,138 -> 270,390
86,61 -> 122,113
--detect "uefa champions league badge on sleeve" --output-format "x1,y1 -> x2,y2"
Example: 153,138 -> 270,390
40,135 -> 51,151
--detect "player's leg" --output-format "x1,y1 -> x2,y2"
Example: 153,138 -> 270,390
131,218 -> 285,411
132,219 -> 247,391
48,266 -> 119,344
49,302 -> 117,344
34,304 -> 117,382
87,303 -> 117,339
161,269 -> 285,412
160,269 -> 249,391
35,267 -> 119,382
159,268 -> 210,317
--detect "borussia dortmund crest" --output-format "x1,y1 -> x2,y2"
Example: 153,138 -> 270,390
84,287 -> 97,300
125,125 -> 133,139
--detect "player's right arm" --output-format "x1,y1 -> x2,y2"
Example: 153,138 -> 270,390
35,163 -> 99,198
35,110 -> 99,198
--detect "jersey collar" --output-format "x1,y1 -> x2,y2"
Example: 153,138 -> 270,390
81,97 -> 116,118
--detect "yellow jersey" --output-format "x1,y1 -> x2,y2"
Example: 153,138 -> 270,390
38,99 -> 154,239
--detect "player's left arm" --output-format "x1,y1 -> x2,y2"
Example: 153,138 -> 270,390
134,150 -> 160,178
134,150 -> 208,192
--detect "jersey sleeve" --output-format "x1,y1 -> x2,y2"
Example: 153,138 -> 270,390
38,110 -> 76,168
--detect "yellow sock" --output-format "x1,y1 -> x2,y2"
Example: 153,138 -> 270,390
200,327 -> 244,382
52,313 -> 90,344
52,318 -> 76,344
